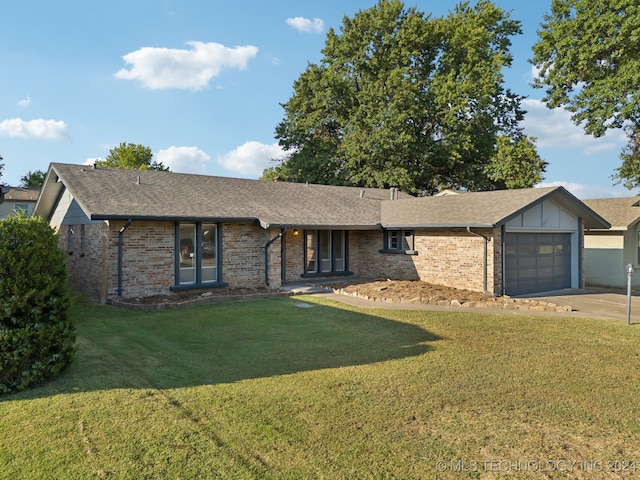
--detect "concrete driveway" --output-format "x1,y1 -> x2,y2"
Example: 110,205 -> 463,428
517,288 -> 640,323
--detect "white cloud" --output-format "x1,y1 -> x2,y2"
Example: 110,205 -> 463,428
18,96 -> 31,108
286,17 -> 324,34
521,98 -> 626,154
217,141 -> 287,176
0,118 -> 69,141
156,146 -> 211,174
536,181 -> 639,200
115,41 -> 259,91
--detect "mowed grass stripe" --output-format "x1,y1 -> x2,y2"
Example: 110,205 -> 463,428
1,295 -> 639,479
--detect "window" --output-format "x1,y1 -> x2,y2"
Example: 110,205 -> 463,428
383,230 -> 415,253
67,225 -> 74,251
304,229 -> 348,275
13,204 -> 29,216
175,222 -> 221,287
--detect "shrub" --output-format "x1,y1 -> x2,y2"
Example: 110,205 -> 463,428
0,215 -> 75,394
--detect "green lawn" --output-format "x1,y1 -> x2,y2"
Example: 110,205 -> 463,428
2,295 -> 640,479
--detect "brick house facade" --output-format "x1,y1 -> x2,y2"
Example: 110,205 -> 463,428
34,163 -> 609,301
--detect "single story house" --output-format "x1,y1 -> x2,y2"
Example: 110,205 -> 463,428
33,163 -> 609,301
582,197 -> 640,289
0,187 -> 39,218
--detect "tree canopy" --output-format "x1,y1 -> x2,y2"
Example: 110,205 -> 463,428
94,143 -> 169,171
265,0 -> 545,194
531,0 -> 640,189
20,170 -> 46,189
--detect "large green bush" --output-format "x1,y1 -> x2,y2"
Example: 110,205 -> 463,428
0,215 -> 75,394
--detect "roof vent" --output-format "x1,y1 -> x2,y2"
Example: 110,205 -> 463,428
360,189 -> 365,198
136,175 -> 141,185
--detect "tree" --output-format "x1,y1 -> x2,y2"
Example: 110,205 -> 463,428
20,170 -> 46,189
531,0 -> 640,189
94,142 -> 169,171
267,0 -> 544,194
485,136 -> 547,189
0,155 -> 4,184
0,215 -> 75,394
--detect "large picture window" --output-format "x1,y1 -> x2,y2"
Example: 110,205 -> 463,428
175,222 -> 221,287
304,229 -> 348,275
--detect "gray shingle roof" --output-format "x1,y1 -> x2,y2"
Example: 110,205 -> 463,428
34,163 -> 610,231
5,187 -> 39,201
582,197 -> 640,230
35,163 -> 408,228
381,186 -> 610,229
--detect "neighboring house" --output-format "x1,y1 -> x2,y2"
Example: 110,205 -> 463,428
0,187 -> 39,218
33,163 -> 609,301
583,197 -> 640,289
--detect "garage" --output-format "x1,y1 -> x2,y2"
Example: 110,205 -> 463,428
380,185 -> 610,296
504,232 -> 572,296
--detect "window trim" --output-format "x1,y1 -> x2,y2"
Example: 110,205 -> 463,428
171,222 -> 228,291
380,230 -> 417,255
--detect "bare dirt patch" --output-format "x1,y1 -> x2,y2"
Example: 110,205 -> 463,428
336,279 -> 494,304
329,279 -> 573,313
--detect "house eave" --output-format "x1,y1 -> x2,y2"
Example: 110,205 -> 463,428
381,223 -> 495,229
91,214 -> 261,224
260,221 -> 382,231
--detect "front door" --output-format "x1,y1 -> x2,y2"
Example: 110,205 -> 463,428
305,230 -> 347,274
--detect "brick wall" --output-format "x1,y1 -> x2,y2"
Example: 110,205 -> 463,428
350,230 -> 420,280
115,221 -> 175,298
58,220 -> 279,299
57,220 -> 503,299
349,228 -> 502,294
222,223 -> 274,289
57,222 -> 110,298
283,229 -> 304,283
59,220 -> 174,299
412,228 -> 500,294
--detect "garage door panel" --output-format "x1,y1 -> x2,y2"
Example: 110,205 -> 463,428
505,233 -> 571,296
537,267 -> 554,277
537,256 -> 554,268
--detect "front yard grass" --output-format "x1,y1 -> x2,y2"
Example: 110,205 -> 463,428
1,295 -> 640,479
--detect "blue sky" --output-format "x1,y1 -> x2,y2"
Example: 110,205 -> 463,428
0,0 -> 635,199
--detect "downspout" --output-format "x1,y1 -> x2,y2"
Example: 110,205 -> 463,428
117,219 -> 133,296
467,226 -> 490,295
264,230 -> 283,287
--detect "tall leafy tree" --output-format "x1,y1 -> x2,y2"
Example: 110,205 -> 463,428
531,0 -> 640,189
20,170 -> 46,189
94,142 -> 169,171
267,0 -> 544,194
485,136 -> 547,189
